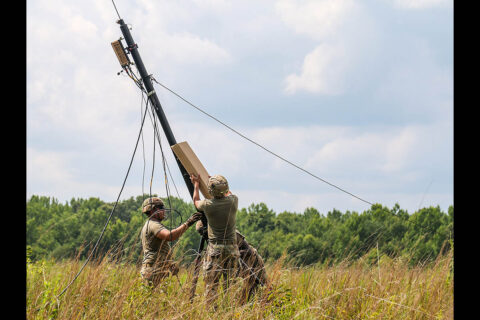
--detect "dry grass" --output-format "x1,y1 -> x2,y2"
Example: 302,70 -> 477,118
27,250 -> 453,320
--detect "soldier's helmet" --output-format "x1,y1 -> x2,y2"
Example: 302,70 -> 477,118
208,175 -> 229,198
141,197 -> 164,215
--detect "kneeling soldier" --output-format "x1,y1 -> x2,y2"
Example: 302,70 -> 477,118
140,197 -> 202,288
236,231 -> 268,303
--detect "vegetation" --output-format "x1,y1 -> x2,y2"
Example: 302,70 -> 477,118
27,195 -> 453,267
26,195 -> 453,319
26,248 -> 453,319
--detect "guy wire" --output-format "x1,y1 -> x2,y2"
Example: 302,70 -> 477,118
141,91 -> 147,204
57,88 -> 150,299
150,77 -> 374,206
142,92 -> 181,218
123,47 -> 182,211
149,103 -> 156,200
151,104 -> 175,241
145,96 -> 182,236
149,103 -> 181,200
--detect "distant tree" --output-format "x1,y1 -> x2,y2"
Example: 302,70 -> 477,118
402,206 -> 452,265
26,195 -> 453,267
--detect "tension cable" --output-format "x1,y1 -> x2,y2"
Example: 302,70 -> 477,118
56,91 -> 150,299
150,77 -> 374,206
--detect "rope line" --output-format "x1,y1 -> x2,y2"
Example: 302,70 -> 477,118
131,65 -> 184,229
151,78 -> 373,206
56,93 -> 150,298
140,90 -> 147,205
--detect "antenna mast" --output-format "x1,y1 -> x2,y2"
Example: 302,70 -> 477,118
115,18 -> 195,197
112,10 -> 209,301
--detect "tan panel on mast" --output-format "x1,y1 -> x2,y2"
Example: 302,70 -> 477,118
171,141 -> 213,199
111,40 -> 130,67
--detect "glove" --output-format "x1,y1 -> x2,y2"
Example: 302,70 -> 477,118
185,212 -> 203,227
195,220 -> 208,238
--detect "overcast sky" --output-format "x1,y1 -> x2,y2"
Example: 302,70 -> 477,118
27,0 -> 453,215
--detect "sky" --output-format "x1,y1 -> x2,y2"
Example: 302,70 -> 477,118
27,0 -> 453,215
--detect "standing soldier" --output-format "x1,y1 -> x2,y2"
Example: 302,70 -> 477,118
195,220 -> 268,303
190,174 -> 240,309
140,196 -> 202,288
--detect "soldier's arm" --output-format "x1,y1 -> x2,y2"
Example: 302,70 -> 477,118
155,212 -> 202,241
156,223 -> 189,241
190,174 -> 203,208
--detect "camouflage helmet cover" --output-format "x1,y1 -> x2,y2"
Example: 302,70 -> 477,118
208,174 -> 229,198
141,197 -> 164,214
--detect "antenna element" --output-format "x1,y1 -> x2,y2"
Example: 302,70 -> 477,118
111,40 -> 130,67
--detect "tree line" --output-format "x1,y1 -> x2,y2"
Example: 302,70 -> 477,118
26,195 -> 453,267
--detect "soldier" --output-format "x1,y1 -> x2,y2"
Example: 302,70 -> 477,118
140,197 -> 202,288
195,220 -> 268,303
190,174 -> 240,309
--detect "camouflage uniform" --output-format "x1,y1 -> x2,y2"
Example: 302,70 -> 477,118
196,221 -> 268,303
140,197 -> 179,288
203,241 -> 240,305
196,175 -> 240,306
140,218 -> 179,287
236,231 -> 268,302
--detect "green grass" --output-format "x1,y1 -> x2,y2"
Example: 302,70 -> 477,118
27,250 -> 453,319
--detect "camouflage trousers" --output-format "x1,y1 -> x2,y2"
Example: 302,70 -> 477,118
203,242 -> 240,306
140,261 -> 179,288
237,240 -> 268,303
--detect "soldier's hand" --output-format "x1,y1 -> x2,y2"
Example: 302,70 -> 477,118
200,227 -> 208,238
190,174 -> 200,185
185,212 -> 203,227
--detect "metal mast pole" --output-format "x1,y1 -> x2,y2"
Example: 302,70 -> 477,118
117,19 -> 195,197
116,19 -> 207,301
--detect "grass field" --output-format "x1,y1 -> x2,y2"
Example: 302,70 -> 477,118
26,250 -> 453,320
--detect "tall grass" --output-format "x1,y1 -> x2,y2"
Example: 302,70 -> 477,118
27,247 -> 453,320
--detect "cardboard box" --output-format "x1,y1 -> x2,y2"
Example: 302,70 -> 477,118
171,141 -> 212,199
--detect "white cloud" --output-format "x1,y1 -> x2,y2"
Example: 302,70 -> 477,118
284,43 -> 349,95
27,144 -> 160,202
276,0 -> 375,95
149,32 -> 232,66
391,0 -> 451,9
26,0 -> 453,215
166,120 -> 450,211
112,0 -> 233,70
69,14 -> 98,37
382,128 -> 417,172
373,39 -> 453,121
27,148 -> 74,185
191,0 -> 231,10
170,121 -> 250,177
27,107 -> 452,213
275,0 -> 356,40
303,123 -> 451,179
